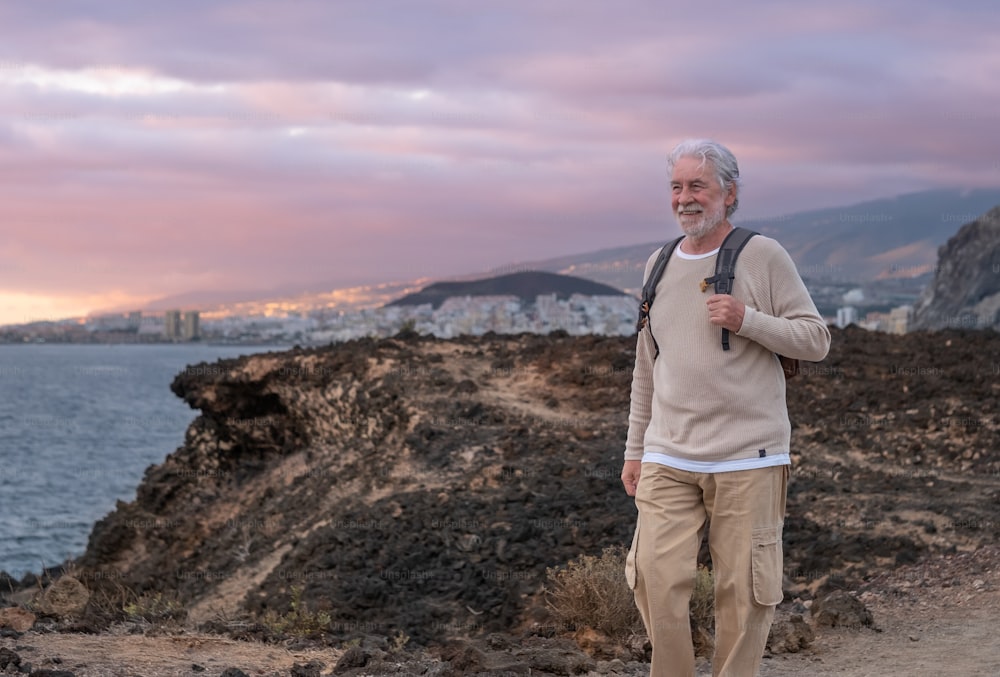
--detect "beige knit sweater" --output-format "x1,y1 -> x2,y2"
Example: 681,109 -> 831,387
624,234 -> 831,464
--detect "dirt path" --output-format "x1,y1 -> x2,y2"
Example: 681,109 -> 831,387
756,588 -> 1000,677
5,581 -> 999,677
1,632 -> 344,676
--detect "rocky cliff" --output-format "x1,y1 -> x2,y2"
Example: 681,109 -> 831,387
913,206 -> 1000,329
68,328 -> 999,645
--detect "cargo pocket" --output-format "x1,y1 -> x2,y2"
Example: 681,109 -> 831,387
751,525 -> 783,606
625,516 -> 640,590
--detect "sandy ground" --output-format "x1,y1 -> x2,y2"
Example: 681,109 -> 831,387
5,576 -> 999,677
756,586 -> 1000,677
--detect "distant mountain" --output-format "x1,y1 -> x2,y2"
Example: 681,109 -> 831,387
743,188 -> 1000,283
91,188 -> 1000,321
385,271 -> 627,309
912,206 -> 1000,330
508,189 -> 1000,291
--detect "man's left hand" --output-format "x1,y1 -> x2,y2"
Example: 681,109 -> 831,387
706,294 -> 745,332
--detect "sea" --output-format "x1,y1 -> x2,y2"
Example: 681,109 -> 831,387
0,342 -> 286,580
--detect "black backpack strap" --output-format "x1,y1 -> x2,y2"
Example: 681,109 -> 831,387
636,237 -> 683,358
702,227 -> 758,351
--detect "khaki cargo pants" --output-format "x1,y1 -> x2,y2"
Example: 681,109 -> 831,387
626,463 -> 788,677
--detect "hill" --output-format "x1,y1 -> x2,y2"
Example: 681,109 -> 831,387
912,205 -> 1000,330
23,329 -> 1000,631
1,328 -> 999,674
514,189 -> 1000,292
384,270 -> 628,309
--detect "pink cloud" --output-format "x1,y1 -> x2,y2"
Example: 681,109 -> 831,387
0,0 -> 997,319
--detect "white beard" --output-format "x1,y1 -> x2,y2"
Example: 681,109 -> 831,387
675,202 -> 726,240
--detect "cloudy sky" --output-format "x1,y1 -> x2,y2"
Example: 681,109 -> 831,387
1,0 -> 997,325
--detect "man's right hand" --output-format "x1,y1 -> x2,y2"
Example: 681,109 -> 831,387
621,460 -> 642,496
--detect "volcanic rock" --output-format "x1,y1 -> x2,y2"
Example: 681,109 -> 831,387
57,328 -> 998,648
0,606 -> 35,632
811,591 -> 875,629
913,205 -> 1000,329
766,613 -> 813,654
0,646 -> 21,669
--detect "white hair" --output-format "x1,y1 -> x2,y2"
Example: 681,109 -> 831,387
666,139 -> 741,217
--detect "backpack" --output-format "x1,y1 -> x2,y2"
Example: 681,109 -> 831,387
635,227 -> 800,378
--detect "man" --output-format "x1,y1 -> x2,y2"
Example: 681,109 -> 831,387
621,139 -> 830,677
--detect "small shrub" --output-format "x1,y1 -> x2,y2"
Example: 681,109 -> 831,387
390,629 -> 410,651
544,545 -> 643,640
123,591 -> 187,624
259,586 -> 331,638
545,547 -> 716,656
690,565 -> 715,657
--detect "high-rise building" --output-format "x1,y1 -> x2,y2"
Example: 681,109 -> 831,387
835,306 -> 858,329
887,305 -> 913,335
182,311 -> 200,341
164,310 -> 182,340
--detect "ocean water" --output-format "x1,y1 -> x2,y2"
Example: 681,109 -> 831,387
0,342 -> 284,579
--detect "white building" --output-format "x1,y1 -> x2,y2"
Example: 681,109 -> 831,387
835,306 -> 859,328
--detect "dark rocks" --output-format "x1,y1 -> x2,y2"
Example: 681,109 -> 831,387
219,669 -> 251,677
767,613 -> 814,654
811,591 -> 875,629
290,660 -> 324,677
0,647 -> 21,669
56,328 -> 999,648
333,646 -> 370,672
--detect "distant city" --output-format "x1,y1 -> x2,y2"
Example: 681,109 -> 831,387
0,286 -> 922,346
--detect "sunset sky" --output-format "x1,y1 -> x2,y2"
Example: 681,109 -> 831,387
1,0 -> 997,325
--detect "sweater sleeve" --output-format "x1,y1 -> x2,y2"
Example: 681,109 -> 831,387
735,240 -> 832,362
623,249 -> 662,461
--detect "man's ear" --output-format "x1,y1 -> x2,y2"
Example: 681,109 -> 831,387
725,183 -> 737,207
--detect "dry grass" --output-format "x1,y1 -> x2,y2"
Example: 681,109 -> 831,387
544,545 -> 643,641
545,546 -> 716,655
258,586 -> 332,638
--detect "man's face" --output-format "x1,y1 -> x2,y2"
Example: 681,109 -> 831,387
670,155 -> 736,239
